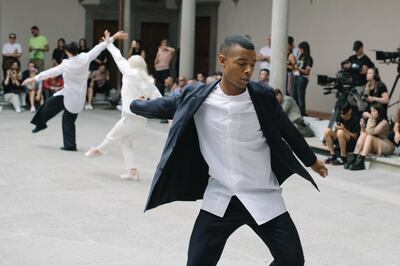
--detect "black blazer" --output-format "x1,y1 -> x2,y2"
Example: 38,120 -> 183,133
130,80 -> 318,211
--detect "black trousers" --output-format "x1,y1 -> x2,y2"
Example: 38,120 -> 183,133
187,196 -> 304,266
293,76 -> 309,116
155,69 -> 170,96
31,95 -> 78,149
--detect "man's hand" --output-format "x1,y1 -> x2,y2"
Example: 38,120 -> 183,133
22,77 -> 35,87
311,159 -> 328,177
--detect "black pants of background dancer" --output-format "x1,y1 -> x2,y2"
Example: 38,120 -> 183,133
31,95 -> 78,150
187,196 -> 304,266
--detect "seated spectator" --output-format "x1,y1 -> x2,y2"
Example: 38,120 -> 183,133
388,107 -> 400,148
52,38 -> 67,66
275,89 -> 314,138
259,68 -> 269,86
212,71 -> 222,80
78,38 -> 90,54
205,76 -> 216,85
42,75 -> 64,100
86,64 -> 110,110
2,68 -> 24,112
324,103 -> 360,165
163,76 -> 176,96
362,67 -> 389,119
172,76 -> 187,96
26,67 -> 43,112
347,103 -> 395,170
196,73 -> 206,83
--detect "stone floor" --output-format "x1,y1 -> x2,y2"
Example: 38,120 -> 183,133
0,108 -> 399,266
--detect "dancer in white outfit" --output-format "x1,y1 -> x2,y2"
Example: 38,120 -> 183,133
85,31 -> 161,180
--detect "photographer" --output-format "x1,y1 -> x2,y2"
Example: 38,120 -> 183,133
361,67 -> 389,119
347,103 -> 395,170
324,104 -> 360,165
2,67 -> 24,112
343,40 -> 374,94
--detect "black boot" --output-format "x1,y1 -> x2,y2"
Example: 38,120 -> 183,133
349,155 -> 365,170
344,154 -> 356,169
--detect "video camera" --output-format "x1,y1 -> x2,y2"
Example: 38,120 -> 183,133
375,50 -> 400,63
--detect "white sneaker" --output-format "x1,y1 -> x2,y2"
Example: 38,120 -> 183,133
120,172 -> 140,181
116,105 -> 122,112
30,106 -> 36,113
85,146 -> 102,158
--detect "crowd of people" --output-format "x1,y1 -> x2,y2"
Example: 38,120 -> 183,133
1,27 -> 399,169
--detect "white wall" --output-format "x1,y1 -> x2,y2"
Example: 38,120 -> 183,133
1,0 -> 86,74
215,0 -> 400,115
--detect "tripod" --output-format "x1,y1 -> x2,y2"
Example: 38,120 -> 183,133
388,62 -> 400,106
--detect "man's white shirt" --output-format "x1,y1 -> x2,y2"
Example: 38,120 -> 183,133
259,46 -> 272,71
34,38 -> 113,114
193,84 -> 286,225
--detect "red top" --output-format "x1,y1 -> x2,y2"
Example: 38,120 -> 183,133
43,76 -> 64,91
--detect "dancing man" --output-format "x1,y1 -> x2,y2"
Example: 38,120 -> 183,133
85,31 -> 161,179
130,35 -> 328,265
22,30 -> 127,151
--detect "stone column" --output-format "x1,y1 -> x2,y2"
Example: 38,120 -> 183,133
269,0 -> 289,92
123,0 -> 131,57
179,0 -> 196,78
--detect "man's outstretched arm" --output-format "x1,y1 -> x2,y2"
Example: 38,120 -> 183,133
130,96 -> 178,120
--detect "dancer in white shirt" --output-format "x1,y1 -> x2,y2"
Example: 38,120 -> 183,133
22,30 -> 127,151
85,31 -> 161,180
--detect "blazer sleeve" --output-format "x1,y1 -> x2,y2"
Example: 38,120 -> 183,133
130,96 -> 179,120
272,92 -> 317,167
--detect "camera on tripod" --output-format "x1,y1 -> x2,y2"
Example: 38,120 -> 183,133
375,50 -> 400,63
317,61 -> 357,95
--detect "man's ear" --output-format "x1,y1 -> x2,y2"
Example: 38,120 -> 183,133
218,54 -> 226,68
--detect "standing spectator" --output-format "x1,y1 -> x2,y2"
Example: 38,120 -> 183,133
293,41 -> 313,116
29,26 -> 49,72
258,68 -> 269,86
362,67 -> 389,119
2,33 -> 22,78
86,64 -> 110,110
290,36 -> 301,59
348,103 -> 395,170
2,68 -> 24,112
257,34 -> 272,71
323,104 -> 360,165
196,73 -> 206,84
78,38 -> 90,54
154,39 -> 175,95
286,36 -> 297,96
343,40 -> 374,95
52,38 -> 67,66
42,75 -> 64,100
128,39 -> 145,59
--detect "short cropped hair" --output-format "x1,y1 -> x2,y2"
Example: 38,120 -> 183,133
219,35 -> 255,54
31,26 -> 39,31
65,42 -> 80,56
260,68 -> 270,74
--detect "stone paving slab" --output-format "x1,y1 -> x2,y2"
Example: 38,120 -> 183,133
0,109 -> 399,266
